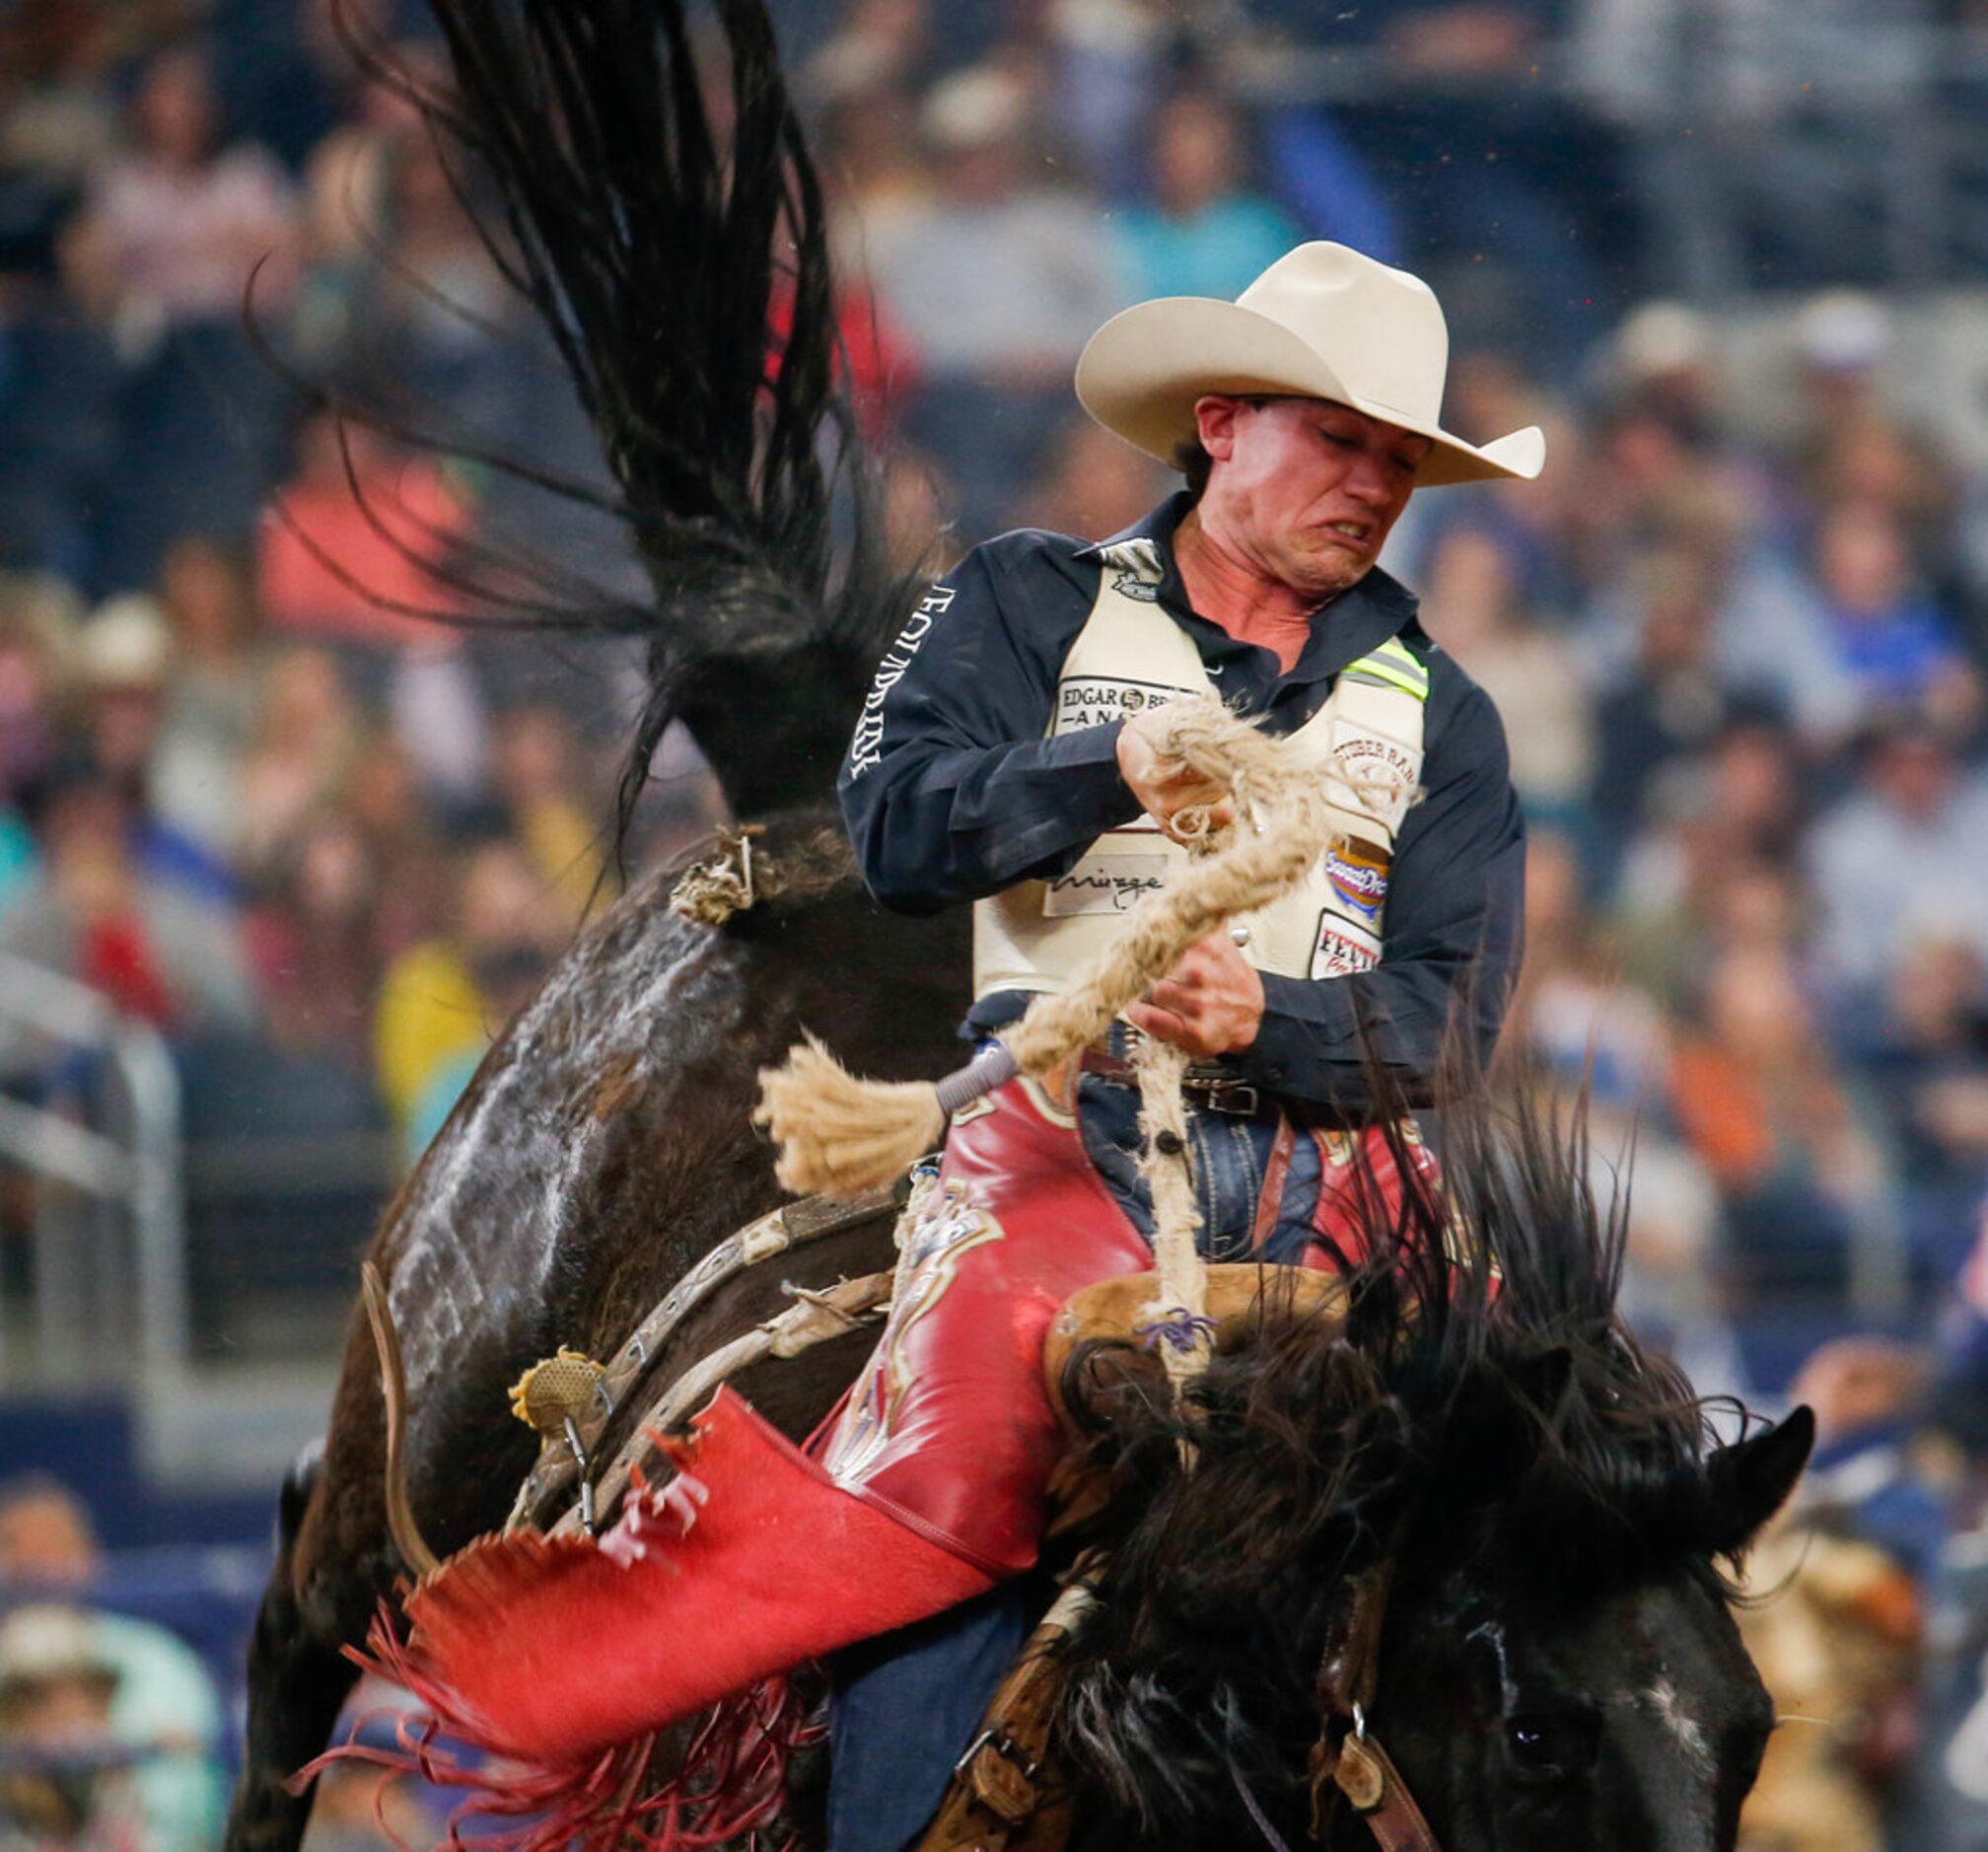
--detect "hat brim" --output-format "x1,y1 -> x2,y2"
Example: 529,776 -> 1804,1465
1075,296 -> 1544,488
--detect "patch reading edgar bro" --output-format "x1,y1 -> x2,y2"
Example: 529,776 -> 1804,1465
1055,677 -> 1195,734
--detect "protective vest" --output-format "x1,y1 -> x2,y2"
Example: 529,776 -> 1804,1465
971,537 -> 1430,1002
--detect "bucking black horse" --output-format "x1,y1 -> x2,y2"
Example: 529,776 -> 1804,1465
223,6 -> 1810,1850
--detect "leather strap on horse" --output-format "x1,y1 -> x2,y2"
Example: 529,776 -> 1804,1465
1306,1533 -> 1442,1851
916,1575 -> 1097,1852
508,1180 -> 905,1531
1323,1734 -> 1440,1852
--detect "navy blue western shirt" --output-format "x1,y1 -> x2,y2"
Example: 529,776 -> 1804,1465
837,493 -> 1525,1110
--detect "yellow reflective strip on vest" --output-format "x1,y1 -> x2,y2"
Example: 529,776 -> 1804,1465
1374,635 -> 1427,679
1344,640 -> 1430,702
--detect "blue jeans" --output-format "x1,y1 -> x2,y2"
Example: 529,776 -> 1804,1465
824,1586 -> 1033,1851
824,1079 -> 1327,1848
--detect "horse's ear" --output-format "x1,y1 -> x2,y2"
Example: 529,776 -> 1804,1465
1704,1405 -> 1815,1557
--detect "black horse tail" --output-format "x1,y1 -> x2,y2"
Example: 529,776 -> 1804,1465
343,0 -> 913,847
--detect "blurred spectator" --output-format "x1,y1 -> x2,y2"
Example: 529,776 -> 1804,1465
0,207 -> 120,582
0,8 -> 121,192
63,43 -> 300,591
1669,942 -> 1893,1297
1736,500 -> 1982,749
0,578 -> 76,914
244,809 -> 384,1065
800,0 -> 934,110
869,65 -> 1125,534
332,127 -> 510,432
1110,90 -> 1300,304
872,65 -> 1123,379
1812,502 -> 1977,727
0,1478 -> 227,1849
1846,939 -> 1988,1192
1604,301 -> 1724,442
1249,0 -> 1630,354
235,644 -> 360,882
490,704 -> 610,927
341,730 -> 444,954
1587,422 -> 1743,592
1840,936 -> 1988,1285
295,52 -> 432,361
1795,1337 -> 1951,1580
1781,298 -> 1955,565
1043,0 -> 1175,202
257,413 -> 468,651
1737,1336 -> 1941,1848
1739,1508 -> 1923,1851
0,765 -> 258,1041
880,446 -> 954,580
1590,543 -> 1772,843
0,1479 -> 98,1586
1514,829 -> 1668,1104
1418,524 -> 1593,820
0,1603 -> 148,1851
373,833 -> 563,1158
815,82 -> 933,281
79,43 -> 299,347
1010,415 -> 1171,544
71,594 -> 234,906
1509,828 -> 1740,1385
148,534 -> 266,869
767,274 -> 919,443
1805,725 -> 1988,1000
210,0 -> 368,175
1611,722 -> 1810,1006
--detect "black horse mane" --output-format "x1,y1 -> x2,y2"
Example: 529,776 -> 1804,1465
1052,1062 -> 1780,1829
318,0 -> 916,849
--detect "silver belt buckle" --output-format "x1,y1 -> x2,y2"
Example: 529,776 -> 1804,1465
1196,1081 -> 1259,1116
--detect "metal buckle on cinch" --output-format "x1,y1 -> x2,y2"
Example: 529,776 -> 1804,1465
953,1727 -> 1041,1825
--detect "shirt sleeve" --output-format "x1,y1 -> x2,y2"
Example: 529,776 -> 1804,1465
1227,674 -> 1526,1108
838,540 -> 1144,915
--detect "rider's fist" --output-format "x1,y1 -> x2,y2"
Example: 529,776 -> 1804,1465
1116,707 -> 1236,842
1124,932 -> 1264,1057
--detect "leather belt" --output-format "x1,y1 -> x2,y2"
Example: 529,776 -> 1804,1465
1077,1050 -> 1360,1130
1078,1049 -> 1264,1117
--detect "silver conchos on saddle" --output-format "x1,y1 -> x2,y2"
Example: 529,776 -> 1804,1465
972,553 -> 1429,993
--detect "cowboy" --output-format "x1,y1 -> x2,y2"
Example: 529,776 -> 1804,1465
825,242 -> 1544,1848
363,243 -> 1547,1847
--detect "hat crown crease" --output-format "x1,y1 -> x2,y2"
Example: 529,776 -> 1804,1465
1242,251 -> 1449,427
1075,240 -> 1543,485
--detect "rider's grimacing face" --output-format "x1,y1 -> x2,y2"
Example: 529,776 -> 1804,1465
1196,395 -> 1430,602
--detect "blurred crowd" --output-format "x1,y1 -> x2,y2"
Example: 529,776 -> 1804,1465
3,0 -> 1988,1844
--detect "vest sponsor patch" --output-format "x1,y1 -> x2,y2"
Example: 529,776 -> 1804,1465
1328,716 -> 1422,833
1311,916 -> 1383,979
1054,676 -> 1195,735
1325,838 -> 1389,924
847,582 -> 957,777
1042,851 -> 1169,917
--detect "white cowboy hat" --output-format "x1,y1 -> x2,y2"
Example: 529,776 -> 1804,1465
1075,242 -> 1546,488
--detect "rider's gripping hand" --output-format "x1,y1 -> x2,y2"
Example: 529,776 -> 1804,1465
1116,707 -> 1235,842
1124,933 -> 1264,1057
